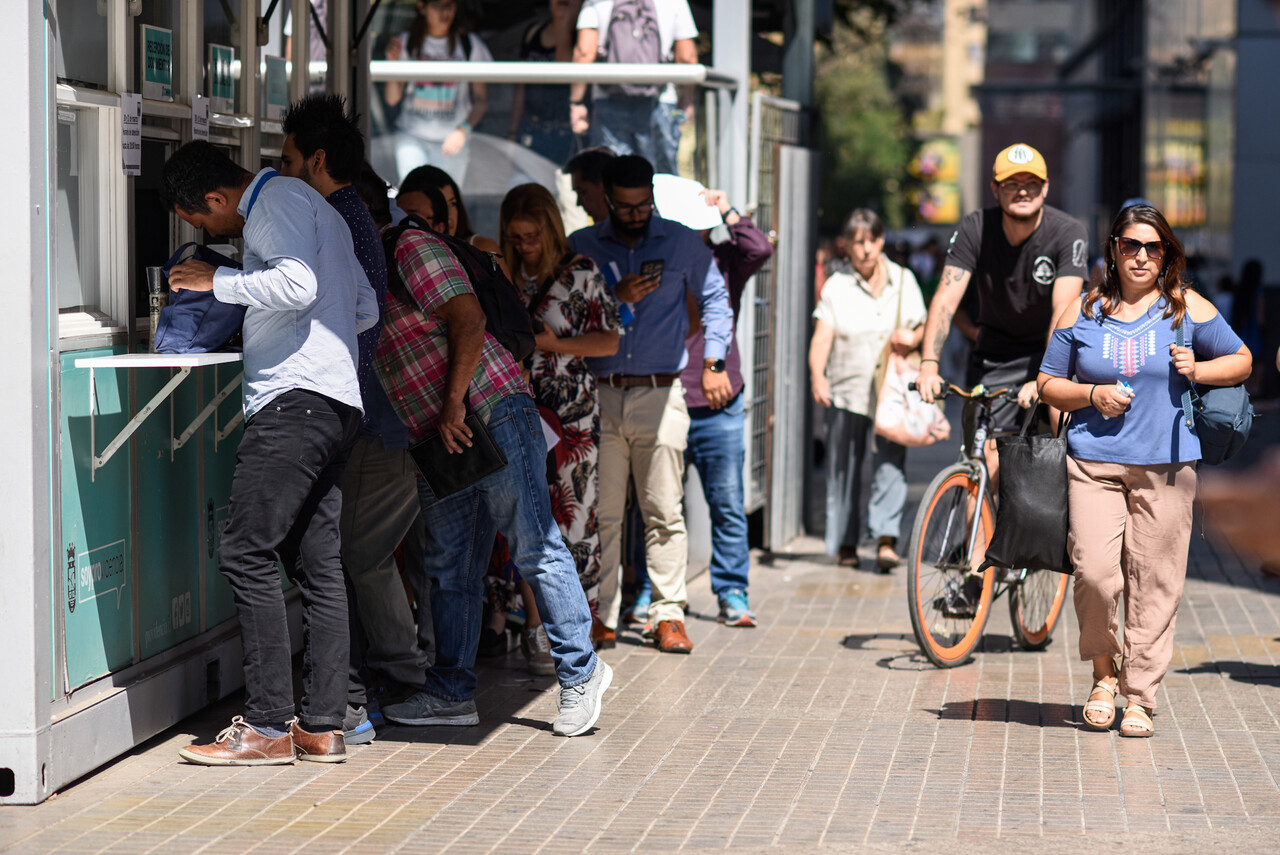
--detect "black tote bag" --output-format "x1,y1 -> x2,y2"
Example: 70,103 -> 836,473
982,406 -> 1073,575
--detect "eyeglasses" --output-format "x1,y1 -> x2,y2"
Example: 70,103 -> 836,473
606,196 -> 655,216
505,228 -> 543,248
998,179 -> 1044,196
1114,236 -> 1164,261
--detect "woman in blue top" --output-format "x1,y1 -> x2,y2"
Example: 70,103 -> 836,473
1037,205 -> 1251,738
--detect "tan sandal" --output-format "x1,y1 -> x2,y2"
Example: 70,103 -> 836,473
1120,702 -> 1154,738
1082,678 -> 1118,730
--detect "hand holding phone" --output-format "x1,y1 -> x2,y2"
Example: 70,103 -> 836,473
640,259 -> 665,281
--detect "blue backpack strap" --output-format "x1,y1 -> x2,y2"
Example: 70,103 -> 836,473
1176,314 -> 1196,430
244,169 -> 278,219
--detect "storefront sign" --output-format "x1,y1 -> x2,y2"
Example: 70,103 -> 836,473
208,44 -> 236,114
192,95 -> 210,141
141,25 -> 173,101
264,56 -> 288,121
121,93 -> 141,176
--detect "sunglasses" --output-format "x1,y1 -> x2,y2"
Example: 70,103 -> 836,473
1114,236 -> 1164,261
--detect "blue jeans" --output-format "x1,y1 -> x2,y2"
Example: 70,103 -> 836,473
686,392 -> 749,594
589,96 -> 681,174
414,394 -> 596,700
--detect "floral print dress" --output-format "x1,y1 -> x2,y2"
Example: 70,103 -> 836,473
520,255 -> 622,605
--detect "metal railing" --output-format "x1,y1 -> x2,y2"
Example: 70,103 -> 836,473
368,60 -> 738,89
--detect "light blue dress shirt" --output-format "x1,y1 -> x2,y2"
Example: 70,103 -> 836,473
569,213 -> 732,377
213,170 -> 378,417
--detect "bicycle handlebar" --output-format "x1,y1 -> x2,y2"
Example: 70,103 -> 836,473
907,380 -> 1021,404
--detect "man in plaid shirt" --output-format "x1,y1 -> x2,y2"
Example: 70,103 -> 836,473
371,198 -> 611,737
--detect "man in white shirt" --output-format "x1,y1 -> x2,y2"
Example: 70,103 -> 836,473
161,141 -> 378,766
570,0 -> 698,174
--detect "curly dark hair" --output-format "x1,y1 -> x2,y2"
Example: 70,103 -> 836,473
160,141 -> 253,214
282,94 -> 365,184
1084,203 -> 1188,328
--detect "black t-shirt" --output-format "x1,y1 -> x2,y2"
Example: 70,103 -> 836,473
946,204 -> 1088,362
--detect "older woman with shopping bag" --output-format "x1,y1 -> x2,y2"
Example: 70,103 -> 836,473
809,209 -> 927,571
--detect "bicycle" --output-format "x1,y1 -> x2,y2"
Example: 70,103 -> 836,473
905,382 -> 1070,668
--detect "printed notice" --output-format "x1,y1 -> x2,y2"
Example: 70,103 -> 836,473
264,56 -> 288,121
192,95 -> 210,141
121,93 -> 142,176
208,44 -> 236,114
141,25 -> 173,101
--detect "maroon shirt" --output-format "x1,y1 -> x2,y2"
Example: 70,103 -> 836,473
681,216 -> 774,408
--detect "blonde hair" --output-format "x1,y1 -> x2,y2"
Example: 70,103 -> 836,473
499,183 -> 570,286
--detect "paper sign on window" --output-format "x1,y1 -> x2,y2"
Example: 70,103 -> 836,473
141,25 -> 173,102
208,44 -> 236,114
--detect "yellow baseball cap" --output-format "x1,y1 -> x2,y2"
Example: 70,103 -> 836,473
992,143 -> 1048,183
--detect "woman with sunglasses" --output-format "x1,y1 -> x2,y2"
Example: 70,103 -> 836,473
1037,204 -> 1251,737
494,183 -> 623,669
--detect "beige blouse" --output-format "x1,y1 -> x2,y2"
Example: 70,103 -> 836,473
813,258 -> 926,416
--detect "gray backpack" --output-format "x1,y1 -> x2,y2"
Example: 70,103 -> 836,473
600,0 -> 662,98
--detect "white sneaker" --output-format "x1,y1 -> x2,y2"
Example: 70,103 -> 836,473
521,623 -> 556,676
552,659 -> 612,737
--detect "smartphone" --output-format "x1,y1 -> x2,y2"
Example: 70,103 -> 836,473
640,259 -> 664,281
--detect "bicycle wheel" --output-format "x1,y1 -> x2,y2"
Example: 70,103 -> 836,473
907,463 -> 996,668
1009,568 -> 1070,650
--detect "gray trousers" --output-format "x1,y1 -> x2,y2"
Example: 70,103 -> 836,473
823,408 -> 907,556
340,438 -> 431,686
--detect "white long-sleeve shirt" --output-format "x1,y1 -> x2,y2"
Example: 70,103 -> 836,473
213,169 -> 378,417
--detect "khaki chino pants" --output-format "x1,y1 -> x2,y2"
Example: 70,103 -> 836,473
1067,456 -> 1197,710
597,382 -> 691,628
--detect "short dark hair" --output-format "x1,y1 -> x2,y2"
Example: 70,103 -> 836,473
355,162 -> 392,227
160,140 -> 253,214
282,94 -> 364,183
398,165 -> 475,239
563,146 -> 616,184
602,154 -> 654,194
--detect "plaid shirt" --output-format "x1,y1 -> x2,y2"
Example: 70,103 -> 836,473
374,227 -> 529,442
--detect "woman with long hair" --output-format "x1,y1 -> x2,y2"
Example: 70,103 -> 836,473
396,164 -> 501,255
384,0 -> 491,186
500,183 -> 622,627
1038,204 -> 1251,737
808,209 -> 926,570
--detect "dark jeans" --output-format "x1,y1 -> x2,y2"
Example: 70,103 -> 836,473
219,388 -> 361,731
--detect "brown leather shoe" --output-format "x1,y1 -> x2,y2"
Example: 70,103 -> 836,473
653,620 -> 694,654
591,615 -> 616,650
289,721 -> 347,763
178,716 -> 295,766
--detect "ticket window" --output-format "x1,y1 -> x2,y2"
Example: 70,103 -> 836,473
132,139 -> 178,327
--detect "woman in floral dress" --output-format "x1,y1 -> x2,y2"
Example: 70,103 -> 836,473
499,183 -> 622,612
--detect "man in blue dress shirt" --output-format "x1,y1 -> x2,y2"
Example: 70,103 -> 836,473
162,141 -> 377,765
281,94 -> 431,747
569,155 -> 734,654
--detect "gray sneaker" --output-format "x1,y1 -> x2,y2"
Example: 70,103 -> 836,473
382,691 -> 479,727
522,624 -> 556,676
553,659 -> 613,737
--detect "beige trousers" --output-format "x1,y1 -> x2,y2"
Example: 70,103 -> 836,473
596,382 -> 691,628
1067,456 -> 1197,709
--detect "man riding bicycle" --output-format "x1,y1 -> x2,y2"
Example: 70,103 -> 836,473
917,143 -> 1088,480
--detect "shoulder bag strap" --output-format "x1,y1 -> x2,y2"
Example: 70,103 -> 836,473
244,169 -> 278,220
1176,314 -> 1196,429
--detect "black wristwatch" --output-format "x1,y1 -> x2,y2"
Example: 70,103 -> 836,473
705,359 -> 727,373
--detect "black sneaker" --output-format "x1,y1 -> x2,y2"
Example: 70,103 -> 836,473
477,627 -> 508,658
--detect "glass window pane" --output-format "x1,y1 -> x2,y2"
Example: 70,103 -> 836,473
205,0 -> 240,111
51,0 -> 109,90
134,140 -> 175,320
55,106 -> 103,317
139,0 -> 182,98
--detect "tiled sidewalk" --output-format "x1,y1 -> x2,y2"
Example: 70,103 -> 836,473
4,471 -> 1280,852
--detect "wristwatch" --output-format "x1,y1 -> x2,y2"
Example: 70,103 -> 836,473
705,358 -> 727,373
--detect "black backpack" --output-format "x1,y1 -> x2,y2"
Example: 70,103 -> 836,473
383,216 -> 536,364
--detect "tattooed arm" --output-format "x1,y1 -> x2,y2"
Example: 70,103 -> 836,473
917,264 -> 972,403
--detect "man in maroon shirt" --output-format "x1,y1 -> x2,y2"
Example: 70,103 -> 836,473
676,188 -> 773,626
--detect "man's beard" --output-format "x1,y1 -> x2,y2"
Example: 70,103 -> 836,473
610,212 -> 650,238
1003,203 -> 1042,223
